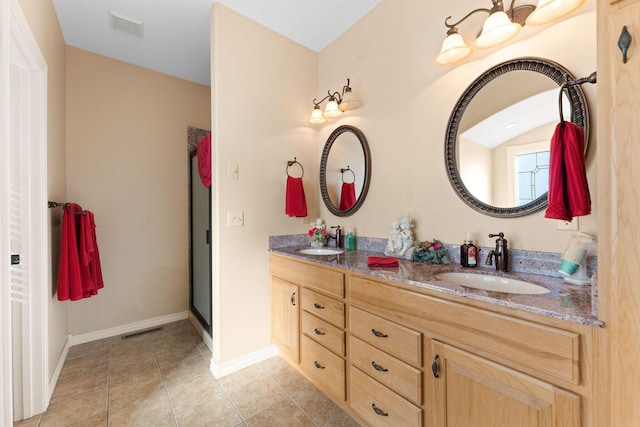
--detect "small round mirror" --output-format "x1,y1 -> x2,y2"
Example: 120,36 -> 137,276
320,125 -> 371,217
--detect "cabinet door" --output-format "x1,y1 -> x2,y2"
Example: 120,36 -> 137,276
431,341 -> 580,427
270,277 -> 299,363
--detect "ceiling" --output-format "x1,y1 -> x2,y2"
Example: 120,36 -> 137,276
52,0 -> 382,87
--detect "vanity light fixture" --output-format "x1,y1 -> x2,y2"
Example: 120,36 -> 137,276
308,79 -> 361,125
435,0 -> 586,65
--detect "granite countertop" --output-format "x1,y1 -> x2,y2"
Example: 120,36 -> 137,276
270,245 -> 603,328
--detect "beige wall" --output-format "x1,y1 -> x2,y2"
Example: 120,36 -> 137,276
211,4 -> 318,363
65,47 -> 211,334
316,0 -> 597,252
19,0 -> 68,381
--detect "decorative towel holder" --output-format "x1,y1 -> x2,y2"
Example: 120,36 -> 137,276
48,201 -> 86,215
340,166 -> 356,183
559,71 -> 597,124
286,157 -> 304,178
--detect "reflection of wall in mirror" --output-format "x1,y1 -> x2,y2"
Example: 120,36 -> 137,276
459,136 -> 492,205
326,132 -> 365,209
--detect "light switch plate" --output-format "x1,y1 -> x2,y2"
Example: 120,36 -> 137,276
228,211 -> 244,227
228,163 -> 239,180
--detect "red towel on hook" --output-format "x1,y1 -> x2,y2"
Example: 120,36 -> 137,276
367,256 -> 399,268
285,176 -> 308,217
197,132 -> 211,188
86,211 -> 104,293
78,211 -> 96,298
545,121 -> 591,221
57,203 -> 84,301
339,182 -> 357,210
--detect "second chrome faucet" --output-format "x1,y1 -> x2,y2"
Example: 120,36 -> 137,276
485,232 -> 508,271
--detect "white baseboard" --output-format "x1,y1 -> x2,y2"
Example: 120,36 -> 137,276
187,312 -> 213,353
48,334 -> 71,403
70,311 -> 189,346
210,345 -> 279,379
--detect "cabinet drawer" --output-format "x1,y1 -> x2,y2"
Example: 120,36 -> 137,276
350,306 -> 421,366
302,288 -> 345,327
302,311 -> 345,356
350,336 -> 421,405
350,366 -> 422,427
300,335 -> 345,401
270,254 -> 344,298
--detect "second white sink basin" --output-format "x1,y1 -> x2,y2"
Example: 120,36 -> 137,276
298,248 -> 344,255
435,272 -> 550,295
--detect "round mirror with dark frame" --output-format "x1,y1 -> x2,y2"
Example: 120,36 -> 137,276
445,57 -> 590,218
320,125 -> 371,217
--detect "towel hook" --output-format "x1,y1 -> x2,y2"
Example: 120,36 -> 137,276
559,71 -> 597,126
286,157 -> 304,178
340,166 -> 356,184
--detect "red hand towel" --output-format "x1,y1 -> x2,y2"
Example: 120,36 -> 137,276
57,204 -> 84,301
545,122 -> 591,221
78,210 -> 96,298
339,182 -> 357,210
285,176 -> 308,217
86,211 -> 104,293
367,256 -> 399,267
197,132 -> 211,188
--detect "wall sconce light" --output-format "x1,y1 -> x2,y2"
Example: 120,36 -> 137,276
308,79 -> 361,125
435,0 -> 586,65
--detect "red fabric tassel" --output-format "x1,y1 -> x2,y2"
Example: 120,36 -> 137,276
285,176 -> 308,217
339,182 -> 357,210
545,122 -> 591,221
367,256 -> 399,268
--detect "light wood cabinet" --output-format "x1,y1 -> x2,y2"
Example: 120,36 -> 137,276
270,277 -> 299,363
270,254 -> 597,426
430,340 -> 580,427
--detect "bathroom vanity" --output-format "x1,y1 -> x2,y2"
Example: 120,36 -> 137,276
269,248 -> 601,427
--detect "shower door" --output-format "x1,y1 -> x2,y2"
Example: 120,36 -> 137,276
189,152 -> 212,334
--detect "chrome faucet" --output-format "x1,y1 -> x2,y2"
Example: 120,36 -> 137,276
486,232 -> 508,272
328,226 -> 342,248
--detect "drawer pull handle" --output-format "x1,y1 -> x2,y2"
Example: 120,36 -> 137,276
371,403 -> 389,417
314,303 -> 325,309
314,361 -> 325,369
371,329 -> 388,338
314,328 -> 325,336
432,354 -> 440,378
290,292 -> 296,306
371,361 -> 388,372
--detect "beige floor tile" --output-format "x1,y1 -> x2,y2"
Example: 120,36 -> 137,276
109,354 -> 159,384
269,363 -> 312,396
40,384 -> 107,427
174,388 -> 241,427
51,366 -> 108,400
67,411 -> 107,426
218,364 -> 264,390
160,353 -> 210,386
223,375 -> 287,420
107,388 -> 173,426
109,339 -> 155,362
292,385 -> 344,426
59,352 -> 108,378
167,372 -> 221,414
66,339 -> 110,360
258,356 -> 290,376
156,342 -> 200,365
245,399 -> 314,427
109,367 -> 165,409
322,411 -> 362,427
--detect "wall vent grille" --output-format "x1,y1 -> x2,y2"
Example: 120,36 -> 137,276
108,10 -> 144,38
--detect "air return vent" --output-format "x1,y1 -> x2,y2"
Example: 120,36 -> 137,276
108,10 -> 144,38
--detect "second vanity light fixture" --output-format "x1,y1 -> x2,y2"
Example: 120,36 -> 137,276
435,0 -> 586,65
308,79 -> 361,125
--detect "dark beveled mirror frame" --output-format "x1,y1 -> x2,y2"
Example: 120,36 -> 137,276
445,57 -> 590,218
320,125 -> 372,217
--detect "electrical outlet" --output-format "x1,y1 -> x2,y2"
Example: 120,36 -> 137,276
557,217 -> 578,231
227,211 -> 244,227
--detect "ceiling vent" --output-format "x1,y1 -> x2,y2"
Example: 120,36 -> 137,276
108,10 -> 144,39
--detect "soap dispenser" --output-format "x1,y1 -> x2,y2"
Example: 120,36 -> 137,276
345,227 -> 355,251
460,233 -> 478,268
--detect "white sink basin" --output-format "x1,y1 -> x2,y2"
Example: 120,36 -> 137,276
435,272 -> 551,295
298,248 -> 344,255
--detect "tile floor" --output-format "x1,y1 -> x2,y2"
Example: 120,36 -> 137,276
14,320 -> 361,427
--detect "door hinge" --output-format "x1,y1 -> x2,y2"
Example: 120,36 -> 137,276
11,254 -> 20,265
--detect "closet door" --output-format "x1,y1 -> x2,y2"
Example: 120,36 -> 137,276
189,152 -> 212,334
